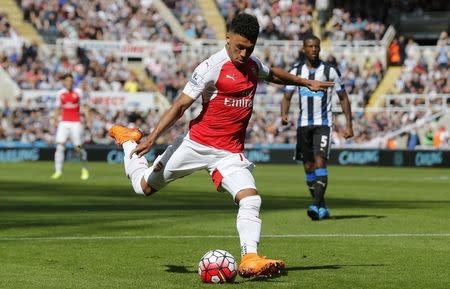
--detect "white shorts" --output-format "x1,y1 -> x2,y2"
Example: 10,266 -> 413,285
146,135 -> 256,200
56,121 -> 83,146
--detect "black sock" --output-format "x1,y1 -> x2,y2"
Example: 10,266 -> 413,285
305,172 -> 316,198
306,181 -> 315,198
313,168 -> 328,207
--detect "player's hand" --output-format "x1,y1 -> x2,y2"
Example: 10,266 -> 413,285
281,115 -> 289,125
307,79 -> 334,91
343,126 -> 354,139
130,138 -> 154,158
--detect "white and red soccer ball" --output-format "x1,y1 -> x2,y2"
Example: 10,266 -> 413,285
198,249 -> 237,283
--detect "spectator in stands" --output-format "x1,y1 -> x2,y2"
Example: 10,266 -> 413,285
398,35 -> 407,65
423,128 -> 434,147
0,11 -> 18,39
433,126 -> 448,149
124,72 -> 140,93
386,137 -> 397,150
406,129 -> 420,150
389,38 -> 401,65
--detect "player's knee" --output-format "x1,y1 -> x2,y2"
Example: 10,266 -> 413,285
140,177 -> 157,196
304,162 -> 315,172
235,188 -> 258,204
315,156 -> 327,167
238,194 -> 261,210
56,144 -> 65,152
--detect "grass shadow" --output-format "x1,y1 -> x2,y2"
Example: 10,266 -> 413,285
286,263 -> 386,272
329,215 -> 386,220
165,265 -> 196,273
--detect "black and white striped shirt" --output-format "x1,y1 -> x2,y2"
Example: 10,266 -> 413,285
285,61 -> 345,127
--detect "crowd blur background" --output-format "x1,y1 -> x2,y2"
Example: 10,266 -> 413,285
0,0 -> 449,150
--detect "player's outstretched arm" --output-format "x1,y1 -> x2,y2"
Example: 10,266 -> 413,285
131,93 -> 195,158
337,91 -> 354,139
267,67 -> 334,91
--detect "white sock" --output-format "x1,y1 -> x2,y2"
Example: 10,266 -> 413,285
236,195 -> 262,256
122,141 -> 149,195
54,144 -> 65,174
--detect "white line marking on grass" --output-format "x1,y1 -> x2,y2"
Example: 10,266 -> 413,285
364,176 -> 450,182
0,233 -> 449,241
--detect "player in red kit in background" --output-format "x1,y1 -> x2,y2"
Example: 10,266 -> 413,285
109,13 -> 333,278
51,74 -> 91,180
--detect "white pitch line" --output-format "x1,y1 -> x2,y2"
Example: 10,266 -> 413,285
0,233 -> 449,241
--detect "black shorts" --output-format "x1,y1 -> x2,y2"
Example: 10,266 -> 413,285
295,126 -> 331,162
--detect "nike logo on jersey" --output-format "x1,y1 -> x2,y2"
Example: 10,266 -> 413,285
225,74 -> 236,81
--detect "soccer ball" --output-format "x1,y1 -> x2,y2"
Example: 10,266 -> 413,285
198,249 -> 237,283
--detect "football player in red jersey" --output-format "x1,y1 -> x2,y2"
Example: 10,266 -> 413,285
51,74 -> 90,180
110,13 -> 333,278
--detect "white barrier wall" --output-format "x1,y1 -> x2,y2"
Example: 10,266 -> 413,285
17,90 -> 169,111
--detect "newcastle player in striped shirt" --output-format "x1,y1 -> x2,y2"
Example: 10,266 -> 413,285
281,35 -> 354,220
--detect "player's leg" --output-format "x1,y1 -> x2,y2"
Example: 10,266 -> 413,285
296,127 -> 316,198
71,122 -> 89,180
74,145 -> 89,180
303,161 -> 316,198
140,136 -> 193,194
297,127 -> 320,219
109,125 -> 150,194
215,156 -> 284,277
110,125 -> 202,196
312,126 -> 332,219
52,122 -> 68,179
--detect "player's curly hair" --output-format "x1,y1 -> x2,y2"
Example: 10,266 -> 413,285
228,13 -> 259,43
61,73 -> 73,80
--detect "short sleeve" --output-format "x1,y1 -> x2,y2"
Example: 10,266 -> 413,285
330,67 -> 345,93
182,60 -> 216,100
284,66 -> 298,92
75,88 -> 86,105
250,55 -> 270,80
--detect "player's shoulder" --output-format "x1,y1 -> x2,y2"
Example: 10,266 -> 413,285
249,54 -> 264,65
321,61 -> 341,76
196,49 -> 229,75
289,58 -> 306,73
74,88 -> 83,95
57,88 -> 67,96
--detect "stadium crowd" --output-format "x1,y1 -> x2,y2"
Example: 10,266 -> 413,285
163,0 -> 215,39
390,32 -> 449,94
1,42 -> 145,92
216,0 -> 313,40
0,2 -> 448,150
18,0 -> 173,43
1,98 -> 448,150
324,7 -> 386,42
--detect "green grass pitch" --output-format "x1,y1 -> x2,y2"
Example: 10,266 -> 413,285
0,162 -> 449,289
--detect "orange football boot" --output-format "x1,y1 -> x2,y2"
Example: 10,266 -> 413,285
109,125 -> 143,145
238,253 -> 285,278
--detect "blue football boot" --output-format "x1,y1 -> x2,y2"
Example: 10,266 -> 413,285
318,207 -> 330,220
307,205 -> 320,220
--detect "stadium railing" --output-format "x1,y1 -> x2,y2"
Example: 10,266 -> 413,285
385,94 -> 450,110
